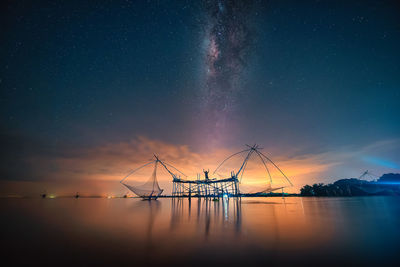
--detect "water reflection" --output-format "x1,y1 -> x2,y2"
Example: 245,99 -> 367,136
170,197 -> 242,238
1,197 -> 400,266
143,200 -> 160,250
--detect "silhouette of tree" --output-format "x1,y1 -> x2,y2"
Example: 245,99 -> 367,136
300,173 -> 400,196
300,185 -> 313,196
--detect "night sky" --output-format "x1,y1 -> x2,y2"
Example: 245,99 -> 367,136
1,0 -> 399,195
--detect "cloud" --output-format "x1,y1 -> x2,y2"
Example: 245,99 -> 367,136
0,135 -> 331,195
1,133 -> 398,196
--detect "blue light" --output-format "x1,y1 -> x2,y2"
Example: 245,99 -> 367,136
362,156 -> 400,169
374,181 -> 400,185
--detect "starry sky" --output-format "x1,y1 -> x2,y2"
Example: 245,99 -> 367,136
1,0 -> 399,195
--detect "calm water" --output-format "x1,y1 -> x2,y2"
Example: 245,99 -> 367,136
1,197 -> 400,266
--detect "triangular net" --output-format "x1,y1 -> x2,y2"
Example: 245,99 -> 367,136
122,161 -> 163,198
213,147 -> 292,194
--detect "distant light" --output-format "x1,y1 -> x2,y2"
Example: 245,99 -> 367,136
107,195 -> 113,199
375,182 -> 400,185
49,194 -> 56,199
362,156 -> 400,169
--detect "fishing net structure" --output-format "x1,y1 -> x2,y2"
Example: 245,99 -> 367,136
121,145 -> 292,198
358,170 -> 379,181
212,145 -> 293,194
355,171 -> 384,194
171,145 -> 293,197
121,160 -> 164,199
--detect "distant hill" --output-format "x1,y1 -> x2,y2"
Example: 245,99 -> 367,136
378,173 -> 400,183
300,173 -> 400,196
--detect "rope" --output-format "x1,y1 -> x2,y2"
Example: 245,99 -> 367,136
164,162 -> 188,178
254,150 -> 273,184
120,160 -> 156,183
257,150 -> 293,187
212,149 -> 251,175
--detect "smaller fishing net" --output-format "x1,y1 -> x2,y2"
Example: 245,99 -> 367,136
122,161 -> 163,198
254,183 -> 284,194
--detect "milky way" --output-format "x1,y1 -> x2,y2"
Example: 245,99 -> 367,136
200,0 -> 255,147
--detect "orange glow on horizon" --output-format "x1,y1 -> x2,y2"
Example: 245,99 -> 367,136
0,136 -> 337,196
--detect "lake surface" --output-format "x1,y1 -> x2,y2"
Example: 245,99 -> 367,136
1,197 -> 399,266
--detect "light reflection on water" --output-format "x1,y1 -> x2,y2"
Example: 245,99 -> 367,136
1,197 -> 400,266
